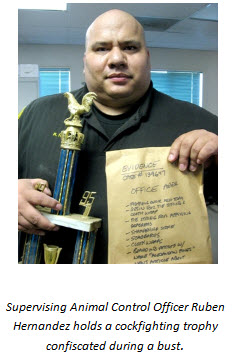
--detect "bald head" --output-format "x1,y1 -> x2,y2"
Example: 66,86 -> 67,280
85,9 -> 146,50
83,9 -> 151,114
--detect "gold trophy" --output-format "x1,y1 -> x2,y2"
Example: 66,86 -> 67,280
21,91 -> 101,264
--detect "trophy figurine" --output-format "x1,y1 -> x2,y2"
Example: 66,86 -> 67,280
21,91 -> 102,264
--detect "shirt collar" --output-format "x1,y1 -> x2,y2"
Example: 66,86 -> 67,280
78,82 -> 154,144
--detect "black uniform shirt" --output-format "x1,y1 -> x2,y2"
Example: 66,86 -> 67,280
18,83 -> 218,263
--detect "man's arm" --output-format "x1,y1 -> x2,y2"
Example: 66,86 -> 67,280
168,129 -> 218,171
18,179 -> 62,236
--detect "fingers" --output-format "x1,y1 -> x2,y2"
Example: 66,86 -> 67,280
18,215 -> 46,236
26,189 -> 62,211
19,178 -> 62,210
168,130 -> 218,172
196,139 -> 218,164
31,178 -> 52,196
18,202 -> 60,234
168,132 -> 193,171
18,178 -> 62,235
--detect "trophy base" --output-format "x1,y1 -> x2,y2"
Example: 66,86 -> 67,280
20,207 -> 102,264
38,206 -> 101,232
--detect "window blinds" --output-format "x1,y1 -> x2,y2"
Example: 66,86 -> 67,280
39,68 -> 70,97
151,71 -> 202,106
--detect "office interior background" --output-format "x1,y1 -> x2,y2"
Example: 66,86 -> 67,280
18,3 -> 218,262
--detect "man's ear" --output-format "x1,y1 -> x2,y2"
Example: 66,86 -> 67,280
83,54 -> 86,75
147,49 -> 151,69
147,49 -> 150,59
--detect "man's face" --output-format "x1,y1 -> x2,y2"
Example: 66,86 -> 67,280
83,14 -> 151,109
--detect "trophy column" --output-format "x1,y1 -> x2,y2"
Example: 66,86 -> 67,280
21,234 -> 42,264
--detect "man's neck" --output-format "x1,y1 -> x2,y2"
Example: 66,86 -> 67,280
93,100 -> 132,115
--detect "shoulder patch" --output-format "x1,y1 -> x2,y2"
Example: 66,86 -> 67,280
18,107 -> 26,120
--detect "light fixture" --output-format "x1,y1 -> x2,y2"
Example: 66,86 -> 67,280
18,1 -> 67,11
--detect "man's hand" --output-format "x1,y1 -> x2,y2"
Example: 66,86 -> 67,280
18,178 -> 62,236
168,130 -> 218,172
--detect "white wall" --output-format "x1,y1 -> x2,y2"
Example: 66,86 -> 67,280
18,44 -> 218,115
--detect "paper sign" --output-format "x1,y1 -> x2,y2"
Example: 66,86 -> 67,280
106,147 -> 212,264
18,64 -> 39,77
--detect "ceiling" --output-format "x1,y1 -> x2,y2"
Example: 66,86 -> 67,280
18,3 -> 218,51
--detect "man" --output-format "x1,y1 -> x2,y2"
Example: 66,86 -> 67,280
18,10 -> 218,263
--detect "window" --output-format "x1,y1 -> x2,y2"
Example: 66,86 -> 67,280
39,68 -> 70,97
151,70 -> 203,107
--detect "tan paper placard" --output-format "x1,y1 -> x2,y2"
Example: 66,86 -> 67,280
106,147 -> 212,264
